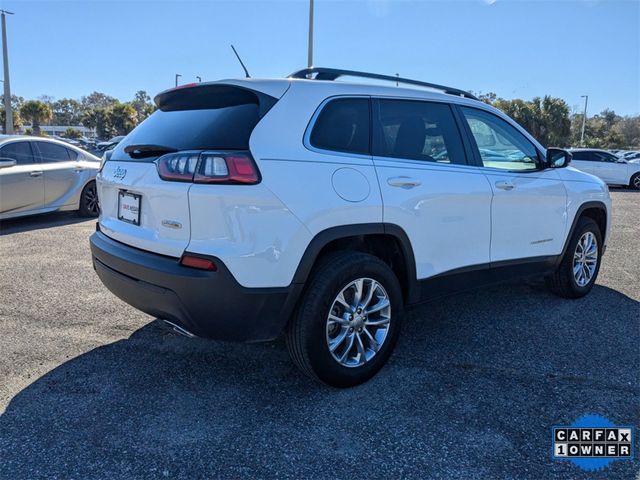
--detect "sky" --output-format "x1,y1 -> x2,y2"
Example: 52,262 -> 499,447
2,0 -> 639,115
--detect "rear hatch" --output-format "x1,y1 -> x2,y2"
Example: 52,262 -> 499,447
98,83 -> 280,257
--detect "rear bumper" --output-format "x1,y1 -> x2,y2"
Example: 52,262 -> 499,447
90,230 -> 301,342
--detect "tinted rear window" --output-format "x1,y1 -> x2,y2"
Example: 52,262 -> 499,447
0,141 -> 35,165
36,142 -> 71,162
310,98 -> 370,155
112,85 -> 275,161
374,99 -> 466,164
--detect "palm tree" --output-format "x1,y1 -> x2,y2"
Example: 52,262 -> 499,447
20,100 -> 52,136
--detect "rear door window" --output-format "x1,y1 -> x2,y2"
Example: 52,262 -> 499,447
373,99 -> 467,165
309,98 -> 370,155
0,141 -> 36,165
596,151 -> 618,162
35,142 -> 71,163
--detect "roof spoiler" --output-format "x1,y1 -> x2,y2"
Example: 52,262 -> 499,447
154,84 -> 277,117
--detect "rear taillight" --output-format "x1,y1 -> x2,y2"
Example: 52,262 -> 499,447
156,151 -> 259,185
156,152 -> 200,182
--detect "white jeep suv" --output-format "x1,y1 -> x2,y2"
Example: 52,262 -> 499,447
90,68 -> 611,387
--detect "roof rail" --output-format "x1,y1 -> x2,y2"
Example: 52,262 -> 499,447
288,67 -> 478,101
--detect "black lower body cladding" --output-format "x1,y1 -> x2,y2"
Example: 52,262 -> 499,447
90,231 -> 300,342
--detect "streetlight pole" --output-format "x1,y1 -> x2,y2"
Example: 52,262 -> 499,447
580,95 -> 588,147
175,73 -> 181,87
307,0 -> 314,69
196,76 -> 202,83
1,9 -> 14,135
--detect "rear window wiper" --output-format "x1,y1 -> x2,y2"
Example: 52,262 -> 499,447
124,144 -> 178,158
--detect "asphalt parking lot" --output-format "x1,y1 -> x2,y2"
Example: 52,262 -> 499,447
0,190 -> 638,479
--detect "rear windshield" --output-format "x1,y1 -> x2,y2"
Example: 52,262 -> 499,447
111,85 -> 275,161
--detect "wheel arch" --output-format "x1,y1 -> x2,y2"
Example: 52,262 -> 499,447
561,201 -> 608,259
291,223 -> 419,304
77,177 -> 99,213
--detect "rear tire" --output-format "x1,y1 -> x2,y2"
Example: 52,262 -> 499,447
79,181 -> 100,217
545,217 -> 602,298
630,173 -> 640,190
286,251 -> 403,388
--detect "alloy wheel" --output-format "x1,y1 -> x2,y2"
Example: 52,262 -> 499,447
84,183 -> 100,216
325,278 -> 391,368
573,231 -> 598,287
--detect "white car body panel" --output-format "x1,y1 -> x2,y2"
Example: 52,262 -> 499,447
555,166 -> 612,244
187,181 -> 313,288
373,160 -> 492,278
98,161 -> 192,258
483,168 -> 567,262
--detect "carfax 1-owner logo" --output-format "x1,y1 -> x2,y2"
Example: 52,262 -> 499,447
552,415 -> 634,471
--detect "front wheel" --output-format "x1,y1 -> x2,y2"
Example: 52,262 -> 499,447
630,173 -> 640,190
546,217 -> 602,298
78,181 -> 100,217
286,251 -> 403,388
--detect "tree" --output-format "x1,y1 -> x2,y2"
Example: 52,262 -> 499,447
538,96 -> 571,147
38,94 -> 55,105
52,98 -> 82,125
0,95 -> 25,133
491,96 -> 571,147
80,91 -> 117,113
64,127 -> 82,139
20,100 -> 53,136
130,90 -> 154,122
110,103 -> 138,135
0,108 -> 22,132
612,116 -> 640,148
81,107 -> 114,139
476,91 -> 497,105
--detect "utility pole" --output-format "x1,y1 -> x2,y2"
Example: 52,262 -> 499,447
175,73 -> 181,87
580,95 -> 588,147
1,10 -> 14,135
307,0 -> 314,69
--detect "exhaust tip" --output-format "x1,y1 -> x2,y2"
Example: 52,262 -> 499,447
162,319 -> 196,338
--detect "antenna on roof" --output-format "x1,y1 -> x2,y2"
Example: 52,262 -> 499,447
230,45 -> 250,78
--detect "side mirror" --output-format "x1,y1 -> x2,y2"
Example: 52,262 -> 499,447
617,158 -> 627,163
0,157 -> 17,169
546,148 -> 572,168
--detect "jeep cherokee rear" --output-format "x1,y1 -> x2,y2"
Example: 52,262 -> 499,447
90,68 -> 611,387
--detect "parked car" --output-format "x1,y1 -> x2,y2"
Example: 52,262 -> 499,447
622,151 -> 640,161
569,148 -> 640,189
96,136 -> 125,152
0,135 -> 101,220
90,68 -> 612,387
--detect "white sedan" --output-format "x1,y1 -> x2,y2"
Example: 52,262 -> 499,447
569,148 -> 640,190
0,135 -> 101,220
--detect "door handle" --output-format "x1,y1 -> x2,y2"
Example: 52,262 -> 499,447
29,171 -> 43,177
495,180 -> 514,191
387,176 -> 422,189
